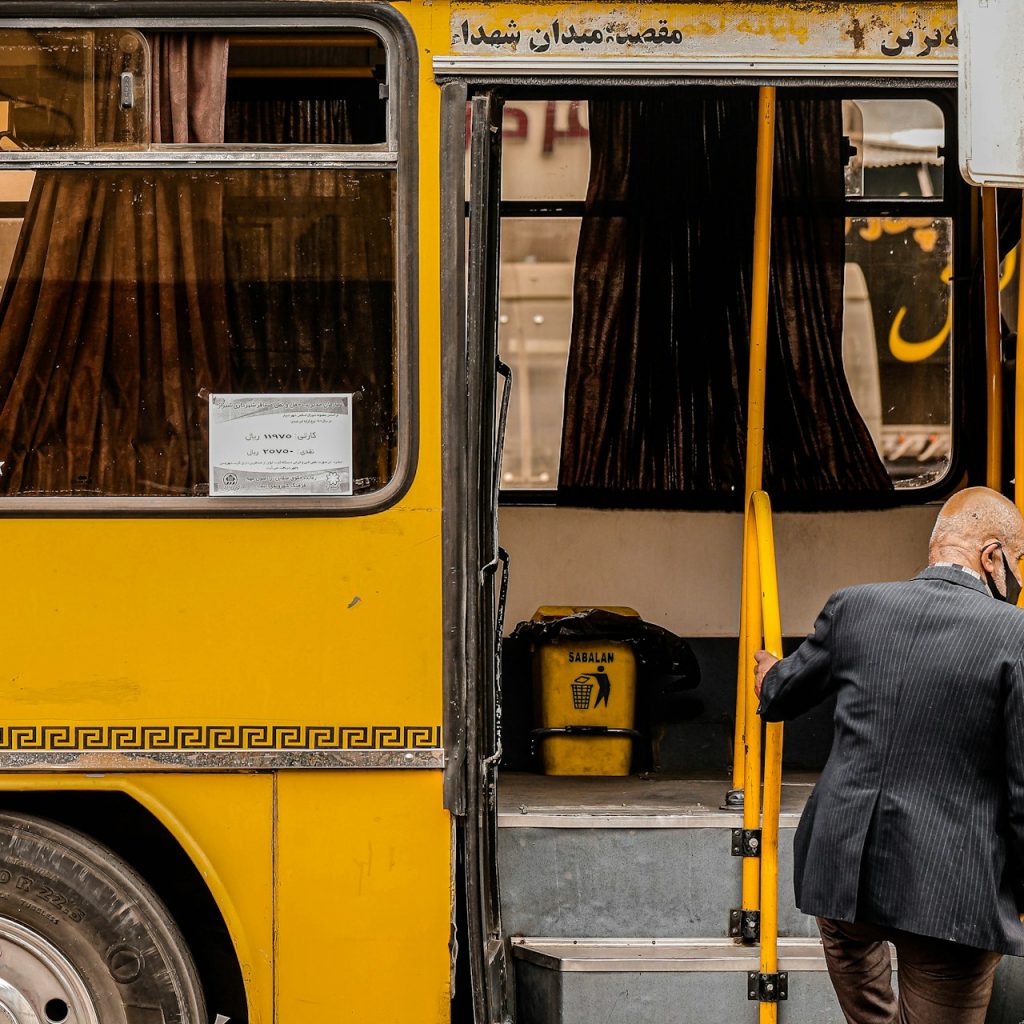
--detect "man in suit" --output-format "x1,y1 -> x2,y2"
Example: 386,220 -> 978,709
755,487 -> 1024,1024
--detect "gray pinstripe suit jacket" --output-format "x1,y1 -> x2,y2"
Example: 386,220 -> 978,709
759,564 -> 1024,954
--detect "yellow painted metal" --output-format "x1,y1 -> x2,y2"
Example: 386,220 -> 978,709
0,514 -> 442,729
731,558 -> 749,792
744,86 -> 776,507
531,606 -> 639,776
0,3 -> 453,1021
750,492 -> 784,1024
534,640 -> 637,776
736,84 -> 776,919
533,605 -> 640,620
1018,198 -> 1024,513
275,771 -> 452,1021
741,513 -> 764,911
983,188 -> 1003,490
0,773 -> 274,1023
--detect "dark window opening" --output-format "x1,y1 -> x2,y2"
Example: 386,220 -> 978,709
491,89 -> 962,509
225,33 -> 387,146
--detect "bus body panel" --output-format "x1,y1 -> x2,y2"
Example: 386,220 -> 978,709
0,510 -> 442,742
0,773 -> 275,1022
276,770 -> 452,1021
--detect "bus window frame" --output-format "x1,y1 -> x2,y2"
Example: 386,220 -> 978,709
478,82 -> 970,513
0,2 -> 419,518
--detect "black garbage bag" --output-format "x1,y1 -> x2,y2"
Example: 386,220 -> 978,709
501,610 -> 703,772
509,609 -> 700,692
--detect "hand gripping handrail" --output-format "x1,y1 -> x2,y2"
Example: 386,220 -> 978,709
746,491 -> 785,1024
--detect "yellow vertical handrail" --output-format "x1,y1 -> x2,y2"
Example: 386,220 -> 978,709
750,491 -> 784,1024
1017,199 -> 1024,514
734,84 -> 777,924
983,188 -> 1003,490
741,511 -> 764,916
744,86 -> 776,503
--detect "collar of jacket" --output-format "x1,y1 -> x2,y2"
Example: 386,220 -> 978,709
914,563 -> 991,597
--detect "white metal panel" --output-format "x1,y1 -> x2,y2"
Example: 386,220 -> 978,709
959,0 -> 1024,187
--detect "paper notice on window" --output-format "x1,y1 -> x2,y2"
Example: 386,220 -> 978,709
209,394 -> 354,497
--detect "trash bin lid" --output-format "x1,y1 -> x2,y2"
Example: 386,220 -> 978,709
532,605 -> 640,622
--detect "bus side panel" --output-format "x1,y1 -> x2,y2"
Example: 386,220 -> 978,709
0,773 -> 275,1024
275,770 -> 451,1022
0,513 -> 442,735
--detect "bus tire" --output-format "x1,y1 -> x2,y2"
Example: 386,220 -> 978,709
0,810 -> 206,1024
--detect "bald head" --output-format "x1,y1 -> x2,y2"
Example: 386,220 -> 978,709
929,487 -> 1024,595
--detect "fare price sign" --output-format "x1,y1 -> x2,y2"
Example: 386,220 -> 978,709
209,394 -> 354,497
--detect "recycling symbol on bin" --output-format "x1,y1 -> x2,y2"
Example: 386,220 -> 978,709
570,665 -> 611,710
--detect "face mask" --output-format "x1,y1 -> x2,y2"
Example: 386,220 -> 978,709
985,548 -> 1022,605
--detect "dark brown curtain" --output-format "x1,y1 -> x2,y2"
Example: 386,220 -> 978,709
222,107 -> 396,489
0,37 -> 395,495
227,97 -> 358,144
559,93 -> 893,506
0,35 -> 231,495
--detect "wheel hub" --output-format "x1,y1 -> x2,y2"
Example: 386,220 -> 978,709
0,917 -> 99,1024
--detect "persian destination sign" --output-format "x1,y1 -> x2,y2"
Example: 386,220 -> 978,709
209,394 -> 354,497
449,3 -> 957,59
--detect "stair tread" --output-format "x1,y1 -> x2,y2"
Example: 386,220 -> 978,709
499,772 -> 813,828
512,937 -> 876,972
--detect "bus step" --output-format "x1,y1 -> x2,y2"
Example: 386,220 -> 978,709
497,773 -> 814,939
511,937 -> 850,1024
511,937 -> 1024,1024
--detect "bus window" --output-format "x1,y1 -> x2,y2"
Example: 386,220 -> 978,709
843,215 -> 952,488
843,99 -> 944,199
842,99 -> 951,489
0,28 -> 404,503
495,101 -> 587,489
224,34 -> 387,147
0,30 -> 150,150
498,92 -> 955,499
499,217 -> 580,487
501,100 -> 590,201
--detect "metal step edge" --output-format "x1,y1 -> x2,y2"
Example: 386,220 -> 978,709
511,937 -> 892,973
499,811 -> 803,829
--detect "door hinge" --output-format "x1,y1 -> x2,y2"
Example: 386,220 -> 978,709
748,971 -> 788,1002
731,828 -> 762,857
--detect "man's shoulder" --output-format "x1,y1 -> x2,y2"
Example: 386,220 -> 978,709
824,577 -> 972,619
829,574 -> 1024,634
825,579 -> 914,608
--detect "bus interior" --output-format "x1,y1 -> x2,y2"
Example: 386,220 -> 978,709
466,86 -> 1024,1021
490,89 -> 959,776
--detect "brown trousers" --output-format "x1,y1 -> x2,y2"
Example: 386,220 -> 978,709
817,918 -> 1003,1024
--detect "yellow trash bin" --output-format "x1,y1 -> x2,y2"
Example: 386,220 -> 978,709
531,606 -> 639,776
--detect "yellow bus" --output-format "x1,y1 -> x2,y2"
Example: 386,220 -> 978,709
0,2 -> 1015,1023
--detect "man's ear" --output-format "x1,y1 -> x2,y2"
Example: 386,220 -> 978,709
980,542 -> 1002,576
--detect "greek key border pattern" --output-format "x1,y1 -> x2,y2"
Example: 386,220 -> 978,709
0,725 -> 442,752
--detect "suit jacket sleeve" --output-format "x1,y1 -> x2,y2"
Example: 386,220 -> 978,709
1005,651 -> 1024,906
758,593 -> 841,722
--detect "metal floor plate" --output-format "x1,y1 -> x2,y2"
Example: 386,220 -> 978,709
498,772 -> 816,828
511,937 -> 857,973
